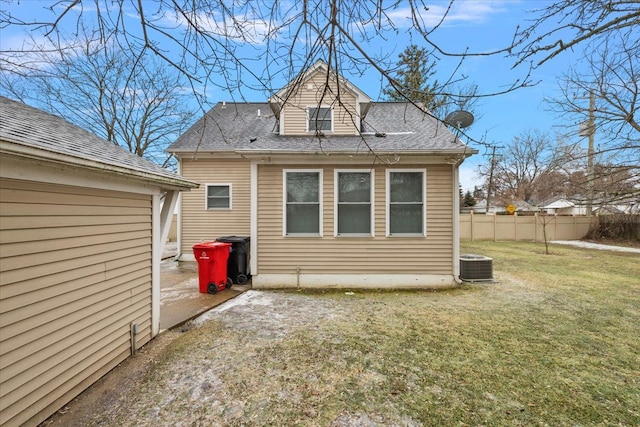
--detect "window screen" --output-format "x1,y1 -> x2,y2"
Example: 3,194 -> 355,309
206,185 -> 230,209
285,171 -> 320,234
308,107 -> 332,132
389,171 -> 424,234
337,171 -> 371,235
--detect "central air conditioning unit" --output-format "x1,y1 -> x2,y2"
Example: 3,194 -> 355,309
459,254 -> 493,282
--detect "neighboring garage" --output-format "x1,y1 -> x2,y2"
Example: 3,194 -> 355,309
0,96 -> 198,427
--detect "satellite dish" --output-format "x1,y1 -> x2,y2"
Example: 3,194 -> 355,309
444,110 -> 474,129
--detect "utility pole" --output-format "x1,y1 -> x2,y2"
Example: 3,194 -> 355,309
586,90 -> 595,216
486,145 -> 498,214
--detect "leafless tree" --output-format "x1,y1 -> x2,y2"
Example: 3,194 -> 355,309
0,28 -> 193,167
537,212 -> 556,255
513,0 -> 640,69
550,35 -> 639,149
477,130 -> 582,203
2,1 -> 636,111
569,164 -> 639,205
0,1 -> 534,117
544,32 -> 640,204
1,0 -> 637,160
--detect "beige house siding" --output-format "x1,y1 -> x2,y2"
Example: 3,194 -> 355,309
255,163 -> 454,277
179,158 -> 251,255
280,69 -> 359,135
0,178 -> 153,427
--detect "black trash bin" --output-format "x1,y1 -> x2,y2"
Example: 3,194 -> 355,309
215,236 -> 250,285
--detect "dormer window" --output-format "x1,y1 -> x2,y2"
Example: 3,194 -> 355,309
308,106 -> 332,132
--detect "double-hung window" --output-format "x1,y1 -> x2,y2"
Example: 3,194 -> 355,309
284,170 -> 322,235
206,184 -> 231,209
336,170 -> 373,236
308,106 -> 332,132
387,170 -> 426,236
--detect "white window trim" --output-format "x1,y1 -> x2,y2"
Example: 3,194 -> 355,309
306,105 -> 334,133
205,183 -> 232,210
283,169 -> 323,237
334,169 -> 375,237
385,169 -> 427,237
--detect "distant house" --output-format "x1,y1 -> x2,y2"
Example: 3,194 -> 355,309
593,205 -> 625,215
168,61 -> 477,289
539,197 -> 579,215
513,200 -> 540,213
596,195 -> 640,215
461,199 -> 503,214
539,195 -> 640,216
461,199 -> 539,214
0,96 -> 197,426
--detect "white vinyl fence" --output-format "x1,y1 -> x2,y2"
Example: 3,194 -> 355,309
460,212 -> 594,241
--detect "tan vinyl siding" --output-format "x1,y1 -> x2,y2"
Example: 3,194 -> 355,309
0,178 -> 152,427
257,164 -> 454,276
180,158 -> 251,254
281,69 -> 358,135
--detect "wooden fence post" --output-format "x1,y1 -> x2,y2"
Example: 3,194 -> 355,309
493,212 -> 497,242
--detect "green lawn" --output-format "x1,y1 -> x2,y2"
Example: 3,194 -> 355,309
126,241 -> 640,426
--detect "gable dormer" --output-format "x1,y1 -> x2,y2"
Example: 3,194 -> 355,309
268,61 -> 372,136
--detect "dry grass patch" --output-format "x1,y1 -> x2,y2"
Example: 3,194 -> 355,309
95,241 -> 638,426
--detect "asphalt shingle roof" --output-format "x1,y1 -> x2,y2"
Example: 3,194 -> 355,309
168,102 -> 475,155
0,96 -> 196,187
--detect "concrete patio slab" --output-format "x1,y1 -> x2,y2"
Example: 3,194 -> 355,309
160,244 -> 250,331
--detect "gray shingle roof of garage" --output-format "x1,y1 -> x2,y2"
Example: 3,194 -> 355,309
0,96 -> 196,187
168,102 -> 475,155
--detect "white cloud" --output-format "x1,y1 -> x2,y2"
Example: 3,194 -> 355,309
378,0 -> 515,29
0,33 -> 62,72
162,9 -> 274,46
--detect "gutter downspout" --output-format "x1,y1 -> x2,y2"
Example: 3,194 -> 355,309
176,158 -> 183,260
453,159 -> 463,285
250,161 -> 258,280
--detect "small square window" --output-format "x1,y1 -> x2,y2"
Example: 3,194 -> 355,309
206,184 -> 231,209
308,107 -> 332,132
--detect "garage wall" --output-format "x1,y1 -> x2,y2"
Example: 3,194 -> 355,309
0,178 -> 153,427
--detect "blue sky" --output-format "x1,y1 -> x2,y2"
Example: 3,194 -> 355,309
1,0 -> 585,192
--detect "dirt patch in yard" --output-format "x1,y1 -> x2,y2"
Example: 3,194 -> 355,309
40,291 -> 356,426
39,286 -> 545,426
40,246 -> 640,427
41,330 -> 181,427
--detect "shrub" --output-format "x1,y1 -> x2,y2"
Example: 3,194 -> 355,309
587,214 -> 640,241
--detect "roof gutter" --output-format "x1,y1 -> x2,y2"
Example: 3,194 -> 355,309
233,148 -> 478,157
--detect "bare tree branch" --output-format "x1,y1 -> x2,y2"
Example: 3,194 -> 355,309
0,29 -> 194,168
514,0 -> 640,68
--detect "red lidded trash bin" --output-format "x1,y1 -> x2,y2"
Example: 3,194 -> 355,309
192,242 -> 232,294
